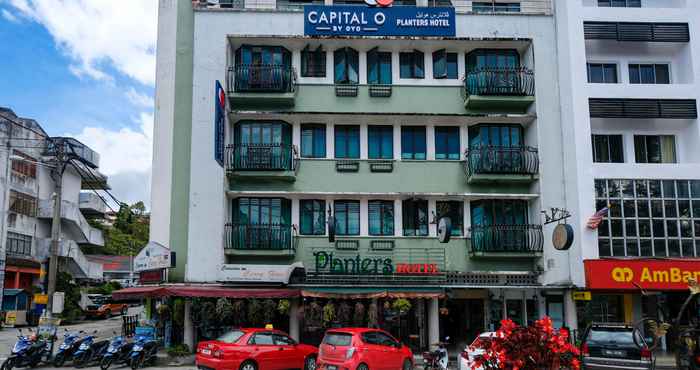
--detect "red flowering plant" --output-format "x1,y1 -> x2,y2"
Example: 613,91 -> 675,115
471,317 -> 581,370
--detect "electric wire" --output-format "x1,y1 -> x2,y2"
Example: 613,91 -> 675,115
69,159 -> 117,214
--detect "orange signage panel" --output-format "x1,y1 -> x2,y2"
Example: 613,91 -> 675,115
584,259 -> 700,291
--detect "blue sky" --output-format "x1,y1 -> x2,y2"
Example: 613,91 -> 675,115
0,0 -> 157,207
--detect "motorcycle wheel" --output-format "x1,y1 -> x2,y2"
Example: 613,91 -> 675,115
74,354 -> 85,368
130,354 -> 143,370
100,357 -> 113,370
53,353 -> 66,367
1,358 -> 14,370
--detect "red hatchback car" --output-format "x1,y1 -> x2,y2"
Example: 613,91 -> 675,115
317,328 -> 413,370
196,328 -> 318,370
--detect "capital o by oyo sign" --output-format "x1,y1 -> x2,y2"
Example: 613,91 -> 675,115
584,259 -> 700,291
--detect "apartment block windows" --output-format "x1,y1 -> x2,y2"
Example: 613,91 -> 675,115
591,134 -> 624,163
9,190 -> 36,217
402,199 -> 428,236
598,0 -> 641,7
301,45 -> 326,78
399,50 -> 425,79
433,50 -> 458,79
629,64 -> 670,84
367,48 -> 392,85
472,2 -> 521,12
436,201 -> 463,236
595,179 -> 700,258
334,200 -> 360,236
401,126 -> 426,160
335,125 -> 360,159
334,47 -> 359,84
587,63 -> 618,83
634,135 -> 676,164
368,125 -> 393,160
301,124 -> 326,158
6,232 -> 31,256
369,200 -> 394,236
300,200 -> 326,235
11,151 -> 37,178
435,126 -> 460,160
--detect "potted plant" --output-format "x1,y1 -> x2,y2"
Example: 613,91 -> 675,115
247,299 -> 263,326
337,301 -> 352,326
215,298 -> 233,324
232,300 -> 246,326
368,301 -> 379,328
322,301 -> 336,328
277,299 -> 291,316
262,299 -> 277,324
353,302 -> 366,327
307,301 -> 322,330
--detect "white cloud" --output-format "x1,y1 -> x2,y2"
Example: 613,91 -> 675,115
126,88 -> 154,109
1,9 -> 19,23
8,0 -> 157,86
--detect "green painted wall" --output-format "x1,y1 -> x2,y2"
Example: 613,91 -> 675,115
229,159 -> 534,194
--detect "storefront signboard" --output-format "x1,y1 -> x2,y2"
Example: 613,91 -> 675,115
134,241 -> 171,272
584,259 -> 700,291
304,6 -> 455,37
139,269 -> 164,284
572,291 -> 591,301
218,263 -> 303,284
312,250 -> 441,275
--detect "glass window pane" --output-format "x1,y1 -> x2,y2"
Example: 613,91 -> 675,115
446,53 -> 458,79
640,239 -> 652,256
588,64 -> 603,83
655,64 -> 670,84
612,239 -> 625,256
629,65 -> 640,84
626,239 -> 638,256
604,64 -> 617,83
599,238 -> 611,256
640,65 -> 654,83
654,239 -> 667,257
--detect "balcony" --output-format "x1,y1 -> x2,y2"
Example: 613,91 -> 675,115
224,223 -> 296,257
36,238 -> 103,280
227,64 -> 297,107
225,144 -> 299,182
463,68 -> 535,112
79,192 -> 106,215
469,224 -> 543,258
464,146 -> 539,183
45,137 -> 100,168
38,199 -> 104,246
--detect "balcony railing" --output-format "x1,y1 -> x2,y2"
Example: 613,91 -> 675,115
464,67 -> 535,96
225,144 -> 299,172
228,64 -> 296,93
465,146 -> 539,177
470,224 -> 543,254
224,223 -> 295,251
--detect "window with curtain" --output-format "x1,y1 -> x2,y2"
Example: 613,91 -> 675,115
6,232 -> 31,256
472,2 -> 521,12
433,50 -> 458,79
470,199 -> 528,226
436,201 -> 463,236
634,135 -> 676,163
334,47 -> 359,84
300,200 -> 326,235
629,64 -> 670,84
598,0 -> 641,7
234,198 -> 291,226
399,50 -> 424,79
401,126 -> 426,160
369,200 -> 394,236
468,124 -> 523,148
236,45 -> 291,67
301,124 -> 326,158
587,63 -> 618,83
435,126 -> 460,160
367,48 -> 392,85
466,49 -> 519,71
591,134 -> 624,163
334,200 -> 360,235
368,125 -> 393,159
301,45 -> 326,77
402,199 -> 428,236
334,125 -> 360,159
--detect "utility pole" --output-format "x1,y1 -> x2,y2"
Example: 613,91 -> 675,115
47,140 -> 68,318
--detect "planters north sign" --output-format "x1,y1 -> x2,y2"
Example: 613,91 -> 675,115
304,6 -> 455,37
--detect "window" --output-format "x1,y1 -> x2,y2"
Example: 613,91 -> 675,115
466,49 -> 519,71
402,199 -> 428,236
591,134 -> 624,163
629,64 -> 670,84
234,121 -> 293,170
595,179 -> 700,258
368,126 -> 393,160
11,151 -> 37,178
634,135 -> 676,164
362,331 -> 399,347
435,126 -> 460,160
433,50 -> 458,79
587,63 -> 618,83
236,45 -> 291,66
334,47 -> 359,84
334,200 -> 360,236
300,200 -> 326,235
399,50 -> 424,79
9,190 -> 36,217
367,48 -> 392,85
234,198 -> 291,225
470,199 -> 528,226
598,0 -> 641,7
472,2 -> 521,12
235,45 -> 292,92
301,45 -> 326,78
468,124 -> 523,148
6,232 -> 31,256
369,200 -> 394,236
301,124 -> 326,158
401,126 -> 426,160
436,201 -> 463,236
334,125 -> 360,159
273,334 -> 296,346
249,333 -> 275,345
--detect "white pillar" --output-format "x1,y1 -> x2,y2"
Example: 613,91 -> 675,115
564,290 -> 578,332
289,299 -> 300,342
428,298 -> 440,349
184,300 -> 194,350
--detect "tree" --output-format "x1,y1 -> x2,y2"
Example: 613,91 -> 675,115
84,201 -> 149,256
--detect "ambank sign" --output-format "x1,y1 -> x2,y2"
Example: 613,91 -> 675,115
304,6 -> 455,37
584,259 -> 700,291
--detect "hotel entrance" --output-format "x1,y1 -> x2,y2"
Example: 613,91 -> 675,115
440,298 -> 485,353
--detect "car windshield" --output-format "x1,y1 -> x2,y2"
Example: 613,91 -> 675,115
217,330 -> 245,344
587,328 -> 636,346
323,332 -> 353,346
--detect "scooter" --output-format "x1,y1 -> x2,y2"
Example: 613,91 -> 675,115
100,332 -> 134,370
422,337 -> 450,370
52,330 -> 87,367
72,331 -> 110,368
1,328 -> 54,370
127,334 -> 158,369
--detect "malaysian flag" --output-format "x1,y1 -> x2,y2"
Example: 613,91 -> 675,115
587,206 -> 610,229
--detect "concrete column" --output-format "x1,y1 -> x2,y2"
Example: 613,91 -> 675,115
428,297 -> 439,349
289,299 -> 300,342
564,290 -> 578,332
184,300 -> 194,350
13,272 -> 20,289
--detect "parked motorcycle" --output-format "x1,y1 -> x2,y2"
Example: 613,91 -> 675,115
1,328 -> 54,370
423,337 -> 450,370
72,330 -> 110,368
52,330 -> 87,367
677,327 -> 700,370
128,333 -> 158,369
100,332 -> 134,370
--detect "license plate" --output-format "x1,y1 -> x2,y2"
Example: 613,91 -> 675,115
604,349 -> 626,357
201,349 -> 211,355
327,366 -> 337,370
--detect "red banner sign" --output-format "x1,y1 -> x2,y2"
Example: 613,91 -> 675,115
139,269 -> 164,284
584,259 -> 700,291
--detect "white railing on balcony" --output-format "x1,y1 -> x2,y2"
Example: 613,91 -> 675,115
36,238 -> 103,280
38,199 -> 105,247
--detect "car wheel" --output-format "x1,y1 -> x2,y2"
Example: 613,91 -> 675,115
239,360 -> 257,370
402,359 -> 411,370
357,363 -> 369,370
304,355 -> 317,370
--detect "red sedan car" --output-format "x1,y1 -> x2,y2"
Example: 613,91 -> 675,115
196,328 -> 318,370
317,328 -> 413,370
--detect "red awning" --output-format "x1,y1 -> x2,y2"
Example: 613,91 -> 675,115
301,289 -> 444,299
112,285 -> 300,300
112,286 -> 168,300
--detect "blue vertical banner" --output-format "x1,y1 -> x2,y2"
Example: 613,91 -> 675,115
214,81 -> 226,167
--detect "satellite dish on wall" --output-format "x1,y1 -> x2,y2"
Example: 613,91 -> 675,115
328,216 -> 336,243
437,217 -> 452,243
